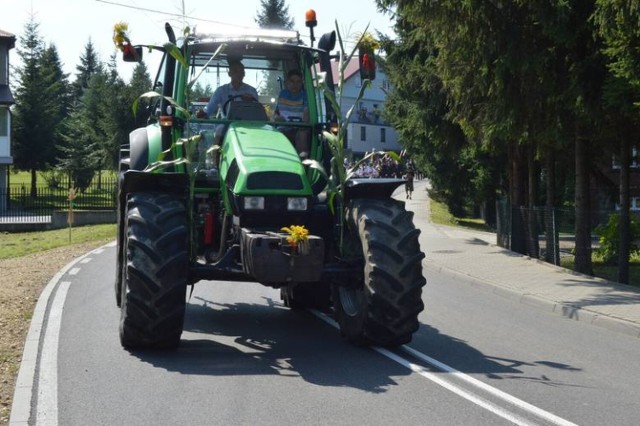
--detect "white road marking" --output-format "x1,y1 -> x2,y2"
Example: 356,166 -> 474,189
10,242 -> 115,426
80,258 -> 92,264
68,268 -> 80,275
36,281 -> 71,426
311,310 -> 577,426
92,248 -> 104,254
401,346 -> 577,426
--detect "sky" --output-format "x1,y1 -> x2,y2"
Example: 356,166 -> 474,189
0,0 -> 396,82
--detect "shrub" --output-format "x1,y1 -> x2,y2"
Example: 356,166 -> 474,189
595,213 -> 640,265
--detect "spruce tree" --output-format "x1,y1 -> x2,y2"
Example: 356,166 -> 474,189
72,39 -> 102,102
12,16 -> 61,196
255,0 -> 294,29
58,70 -> 108,189
255,0 -> 294,95
127,61 -> 152,128
57,106 -> 101,192
39,45 -> 70,169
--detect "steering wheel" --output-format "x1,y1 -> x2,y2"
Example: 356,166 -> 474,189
222,94 -> 260,117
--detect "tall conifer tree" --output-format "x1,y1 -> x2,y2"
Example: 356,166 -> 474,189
255,0 -> 295,95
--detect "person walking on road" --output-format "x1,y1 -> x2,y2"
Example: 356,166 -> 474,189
404,169 -> 415,199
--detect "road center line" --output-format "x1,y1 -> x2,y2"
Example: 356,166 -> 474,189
311,310 -> 577,426
400,346 -> 577,426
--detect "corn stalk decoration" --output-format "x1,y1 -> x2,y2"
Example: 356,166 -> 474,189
307,23 -> 400,253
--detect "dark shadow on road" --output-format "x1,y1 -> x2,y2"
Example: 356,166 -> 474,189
127,294 -> 410,394
408,322 -> 584,388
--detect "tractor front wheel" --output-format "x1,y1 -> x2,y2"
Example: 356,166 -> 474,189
119,192 -> 189,350
332,199 -> 426,347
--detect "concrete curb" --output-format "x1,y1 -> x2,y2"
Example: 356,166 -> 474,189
423,262 -> 640,339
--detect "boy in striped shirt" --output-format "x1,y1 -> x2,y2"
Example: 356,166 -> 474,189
274,69 -> 310,157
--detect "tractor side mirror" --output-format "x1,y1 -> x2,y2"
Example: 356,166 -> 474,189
318,31 -> 336,52
123,45 -> 143,63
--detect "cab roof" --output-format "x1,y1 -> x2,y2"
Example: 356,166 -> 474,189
190,26 -> 301,45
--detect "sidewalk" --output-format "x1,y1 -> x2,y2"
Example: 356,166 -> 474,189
402,180 -> 640,339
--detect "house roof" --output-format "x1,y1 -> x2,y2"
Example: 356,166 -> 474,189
330,57 -> 360,82
0,29 -> 16,49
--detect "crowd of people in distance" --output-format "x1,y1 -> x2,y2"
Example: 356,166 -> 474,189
345,156 -> 419,179
344,156 -> 420,199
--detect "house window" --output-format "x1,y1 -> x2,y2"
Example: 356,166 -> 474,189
0,52 -> 7,84
382,79 -> 391,91
380,128 -> 386,143
360,126 -> 366,141
613,145 -> 640,169
0,108 -> 7,137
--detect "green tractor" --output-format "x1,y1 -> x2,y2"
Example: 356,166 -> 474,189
114,15 -> 426,350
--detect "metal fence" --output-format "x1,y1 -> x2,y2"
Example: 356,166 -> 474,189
496,198 -> 613,266
0,179 -> 118,224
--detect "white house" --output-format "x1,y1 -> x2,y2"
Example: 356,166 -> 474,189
329,57 -> 401,159
0,29 -> 15,213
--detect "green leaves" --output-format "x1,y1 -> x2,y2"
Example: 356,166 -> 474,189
132,91 -> 189,118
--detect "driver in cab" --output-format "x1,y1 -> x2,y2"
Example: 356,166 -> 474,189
205,60 -> 259,118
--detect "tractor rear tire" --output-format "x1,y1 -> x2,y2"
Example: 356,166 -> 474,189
119,192 -> 189,350
332,199 -> 426,347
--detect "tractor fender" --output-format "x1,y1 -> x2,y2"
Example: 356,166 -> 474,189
129,126 -> 162,171
117,171 -> 189,251
343,178 -> 405,201
120,171 -> 189,201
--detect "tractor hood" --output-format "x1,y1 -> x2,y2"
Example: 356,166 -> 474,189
220,123 -> 312,196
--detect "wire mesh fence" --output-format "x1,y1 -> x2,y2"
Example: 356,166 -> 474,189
0,178 -> 118,224
496,199 -> 614,266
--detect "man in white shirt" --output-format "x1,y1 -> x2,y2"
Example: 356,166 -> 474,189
206,60 -> 259,118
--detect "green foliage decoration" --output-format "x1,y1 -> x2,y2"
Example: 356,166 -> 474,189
309,22 -> 400,253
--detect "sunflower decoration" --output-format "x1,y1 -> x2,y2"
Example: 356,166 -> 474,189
281,225 -> 310,255
355,31 -> 380,53
112,22 -> 138,60
113,22 -> 130,51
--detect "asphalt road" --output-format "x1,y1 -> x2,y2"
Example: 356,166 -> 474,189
10,239 -> 631,426
12,185 -> 640,426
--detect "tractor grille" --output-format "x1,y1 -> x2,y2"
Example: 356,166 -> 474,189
247,172 -> 303,190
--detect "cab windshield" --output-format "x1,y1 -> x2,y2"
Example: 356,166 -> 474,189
185,42 -> 315,121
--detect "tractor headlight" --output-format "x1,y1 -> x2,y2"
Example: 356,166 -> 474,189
244,196 -> 265,210
287,197 -> 308,211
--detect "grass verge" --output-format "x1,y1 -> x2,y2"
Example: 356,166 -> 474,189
0,224 -> 116,260
429,198 -> 494,232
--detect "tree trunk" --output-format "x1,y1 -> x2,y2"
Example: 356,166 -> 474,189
30,168 -> 37,198
527,144 -> 540,258
545,148 -> 560,265
509,141 -> 527,255
574,131 -> 593,275
618,138 -> 630,284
